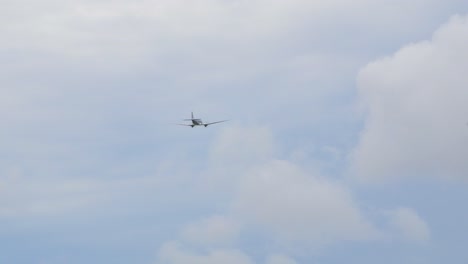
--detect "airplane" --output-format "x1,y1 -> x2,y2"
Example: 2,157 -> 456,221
176,112 -> 228,128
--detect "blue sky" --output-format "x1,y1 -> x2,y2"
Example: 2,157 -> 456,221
1,1 -> 468,263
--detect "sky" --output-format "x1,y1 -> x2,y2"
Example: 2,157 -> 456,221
1,0 -> 468,263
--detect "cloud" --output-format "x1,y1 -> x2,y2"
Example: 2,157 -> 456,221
387,207 -> 431,243
156,241 -> 255,264
0,164 -> 191,220
266,254 -> 298,264
2,0 -> 459,75
200,126 -> 379,248
351,14 -> 468,182
204,125 -> 276,192
210,126 -> 276,168
2,1 -> 468,263
232,159 -> 378,246
158,125 -> 380,261
0,175 -> 103,218
2,0 -> 465,137
156,241 -> 300,264
181,215 -> 240,247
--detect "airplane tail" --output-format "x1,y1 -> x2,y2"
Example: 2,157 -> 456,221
184,112 -> 195,121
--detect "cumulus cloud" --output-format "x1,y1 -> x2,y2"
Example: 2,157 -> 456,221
387,207 -> 431,243
232,159 -> 378,246
156,241 -> 255,264
162,125 -> 380,260
156,241 -> 300,264
181,215 -> 240,247
266,254 -> 298,264
351,14 -> 468,182
157,241 -> 302,264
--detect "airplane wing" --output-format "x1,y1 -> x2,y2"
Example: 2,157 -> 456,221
174,123 -> 193,127
204,120 -> 229,126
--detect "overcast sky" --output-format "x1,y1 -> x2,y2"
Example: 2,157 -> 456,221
1,1 -> 468,263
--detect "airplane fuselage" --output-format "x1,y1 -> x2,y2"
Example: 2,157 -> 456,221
192,119 -> 203,126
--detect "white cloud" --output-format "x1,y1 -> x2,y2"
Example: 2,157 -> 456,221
156,241 -> 301,264
351,14 -> 468,182
0,167 -> 182,220
153,122 -> 432,261
200,125 -> 279,200
387,207 -> 431,243
209,126 -> 276,167
0,176 -> 104,218
1,0 -> 459,70
266,254 -> 298,264
232,159 -> 378,246
2,0 -> 465,136
206,125 -> 276,184
156,241 -> 255,264
166,126 -> 380,257
181,215 -> 240,247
